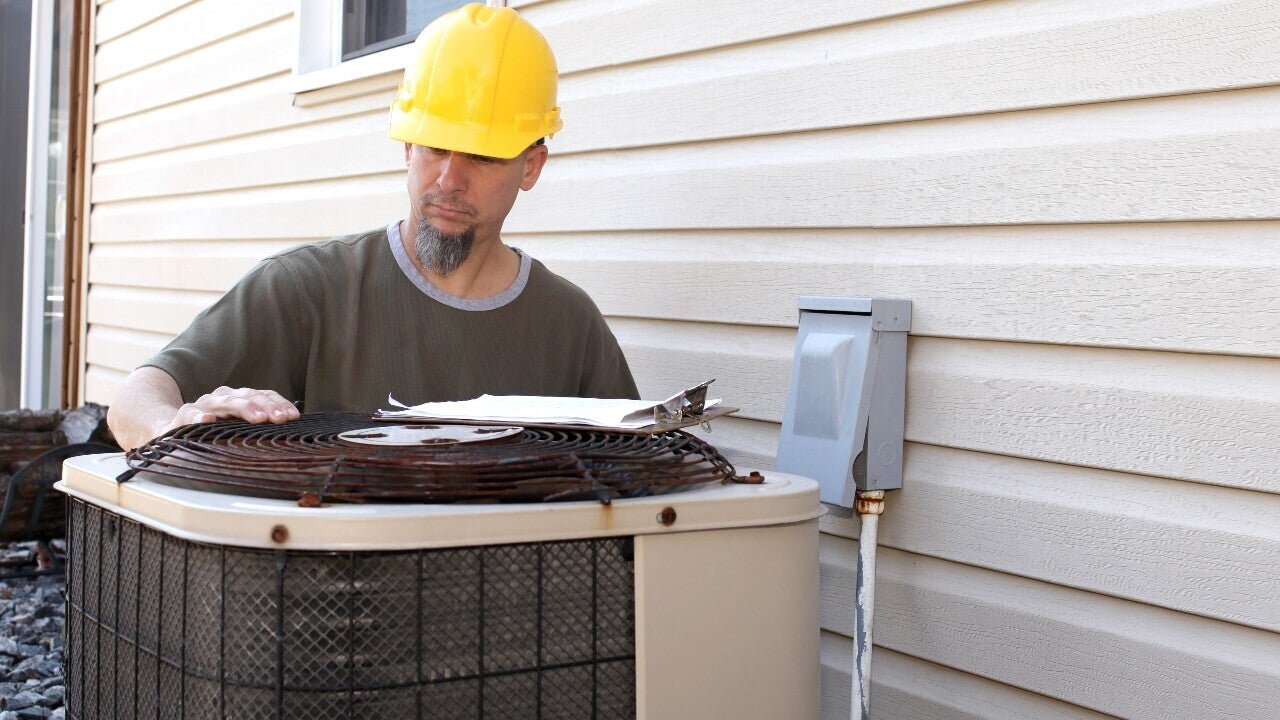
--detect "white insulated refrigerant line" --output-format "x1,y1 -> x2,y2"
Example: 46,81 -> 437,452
853,490 -> 886,720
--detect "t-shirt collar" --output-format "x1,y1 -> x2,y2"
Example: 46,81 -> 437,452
387,220 -> 532,311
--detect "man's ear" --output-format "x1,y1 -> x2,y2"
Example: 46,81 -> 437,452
404,142 -> 413,165
520,144 -> 549,191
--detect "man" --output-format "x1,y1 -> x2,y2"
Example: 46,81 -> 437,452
107,4 -> 637,451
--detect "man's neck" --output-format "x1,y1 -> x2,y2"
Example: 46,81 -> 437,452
398,218 -> 521,300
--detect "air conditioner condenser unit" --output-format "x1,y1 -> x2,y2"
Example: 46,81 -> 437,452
58,450 -> 821,720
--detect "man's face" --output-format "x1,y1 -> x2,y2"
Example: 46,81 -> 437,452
405,142 -> 548,274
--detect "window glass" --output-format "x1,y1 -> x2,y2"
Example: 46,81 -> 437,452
342,0 -> 468,61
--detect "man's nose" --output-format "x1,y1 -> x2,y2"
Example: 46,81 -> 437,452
436,152 -> 469,192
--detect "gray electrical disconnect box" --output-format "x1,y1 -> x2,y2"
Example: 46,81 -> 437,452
775,297 -> 911,508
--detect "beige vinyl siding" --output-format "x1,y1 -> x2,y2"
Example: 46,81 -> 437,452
83,0 -> 1280,718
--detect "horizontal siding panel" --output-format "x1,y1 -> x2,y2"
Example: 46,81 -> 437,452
611,317 -> 790,423
89,176 -> 404,243
87,285 -> 220,337
93,76 -> 386,163
95,0 -> 290,84
85,325 -> 170,374
910,338 -> 1280,493
92,111 -> 396,203
84,365 -> 128,406
103,0 -> 1275,155
821,444 -> 1280,631
291,70 -> 401,109
556,0 -> 1280,152
821,638 -> 1116,720
531,0 -> 980,76
94,18 -> 292,123
510,87 -> 1280,231
87,87 -> 1280,238
95,0 -> 193,45
821,541 -> 1280,719
89,88 -> 1280,240
523,221 -> 1280,357
88,239 -> 302,291
611,319 -> 1280,491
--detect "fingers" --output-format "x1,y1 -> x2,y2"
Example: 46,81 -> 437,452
159,387 -> 301,436
203,386 -> 301,424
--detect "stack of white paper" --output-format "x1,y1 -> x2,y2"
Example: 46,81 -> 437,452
380,391 -> 720,430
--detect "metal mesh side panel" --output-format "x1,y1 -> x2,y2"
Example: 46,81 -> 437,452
157,535 -> 184,719
140,527 -> 164,717
483,544 -> 540,673
98,513 -> 120,720
185,543 -> 224,717
541,665 -> 594,719
65,499 -> 637,719
65,499 -> 82,717
81,502 -> 101,715
542,542 -> 595,666
116,519 -> 141,720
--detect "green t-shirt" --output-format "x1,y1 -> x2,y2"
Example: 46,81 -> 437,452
145,223 -> 638,411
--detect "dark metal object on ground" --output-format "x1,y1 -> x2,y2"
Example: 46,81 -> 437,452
65,499 -> 637,719
3,443 -> 118,542
0,404 -> 117,549
121,412 -> 737,505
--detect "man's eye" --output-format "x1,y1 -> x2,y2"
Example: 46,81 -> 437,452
471,155 -> 497,165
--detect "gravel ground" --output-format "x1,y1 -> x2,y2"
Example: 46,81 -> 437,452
0,541 -> 66,720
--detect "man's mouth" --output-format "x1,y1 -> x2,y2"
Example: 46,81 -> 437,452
431,204 -> 471,219
422,193 -> 475,219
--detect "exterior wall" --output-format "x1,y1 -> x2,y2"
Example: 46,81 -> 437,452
83,1 -> 1280,718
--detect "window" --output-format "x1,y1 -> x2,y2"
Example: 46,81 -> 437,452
342,0 -> 469,61
293,0 -> 474,94
6,0 -> 78,409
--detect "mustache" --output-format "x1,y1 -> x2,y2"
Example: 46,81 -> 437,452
418,191 -> 476,215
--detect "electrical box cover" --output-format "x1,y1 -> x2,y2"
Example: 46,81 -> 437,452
775,297 -> 911,507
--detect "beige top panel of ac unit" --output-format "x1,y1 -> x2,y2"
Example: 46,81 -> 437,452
57,453 -> 823,551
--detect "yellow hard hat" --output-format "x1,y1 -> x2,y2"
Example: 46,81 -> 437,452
388,3 -> 562,159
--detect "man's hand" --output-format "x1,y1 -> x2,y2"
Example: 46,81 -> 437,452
107,368 -> 301,451
159,386 -> 301,437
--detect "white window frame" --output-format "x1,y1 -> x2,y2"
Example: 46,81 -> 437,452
290,0 -> 412,95
21,0 -> 57,409
290,0 -> 507,96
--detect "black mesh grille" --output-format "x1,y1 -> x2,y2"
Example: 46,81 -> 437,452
65,499 -> 636,719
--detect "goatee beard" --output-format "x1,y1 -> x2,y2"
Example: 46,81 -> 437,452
415,217 -> 475,276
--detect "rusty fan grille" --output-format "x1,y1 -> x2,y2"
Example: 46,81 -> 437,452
121,412 -> 738,504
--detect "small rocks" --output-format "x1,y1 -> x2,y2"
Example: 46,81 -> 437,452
0,690 -> 40,710
0,543 -> 65,718
7,657 -> 61,683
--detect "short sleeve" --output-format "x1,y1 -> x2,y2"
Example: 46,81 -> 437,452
142,258 -> 313,403
579,314 -> 640,400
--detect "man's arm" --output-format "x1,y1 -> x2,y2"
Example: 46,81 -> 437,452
106,366 -> 300,451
